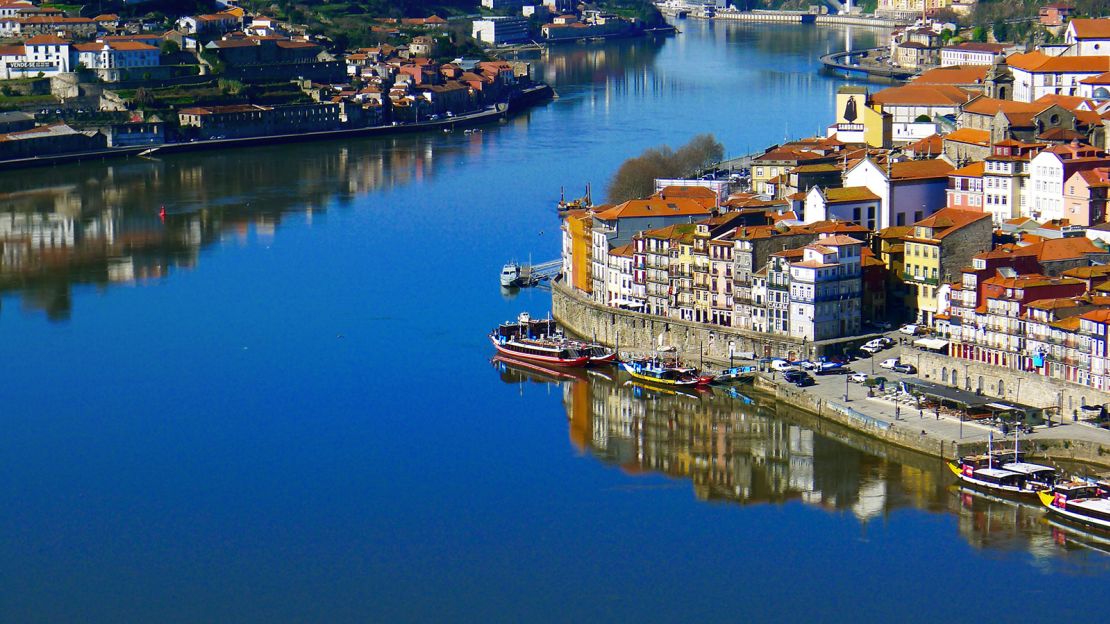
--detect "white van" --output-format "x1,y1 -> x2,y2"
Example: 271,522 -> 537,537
879,358 -> 901,370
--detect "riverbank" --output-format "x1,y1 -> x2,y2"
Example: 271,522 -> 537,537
691,9 -> 907,28
552,281 -> 1110,468
820,47 -> 915,81
0,84 -> 555,170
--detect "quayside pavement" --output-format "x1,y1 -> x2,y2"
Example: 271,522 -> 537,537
762,342 -> 1110,469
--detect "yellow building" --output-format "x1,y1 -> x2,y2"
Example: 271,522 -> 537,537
902,208 -> 993,325
562,209 -> 593,294
832,86 -> 892,149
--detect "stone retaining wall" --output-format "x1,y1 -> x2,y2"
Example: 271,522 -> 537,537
552,281 -> 871,364
910,351 -> 1110,415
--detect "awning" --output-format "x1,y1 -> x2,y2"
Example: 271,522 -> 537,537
914,338 -> 949,350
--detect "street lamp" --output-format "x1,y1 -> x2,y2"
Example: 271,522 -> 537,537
844,372 -> 849,402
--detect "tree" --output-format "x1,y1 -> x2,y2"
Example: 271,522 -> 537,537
992,20 -> 1010,43
161,40 -> 180,55
606,134 -> 724,203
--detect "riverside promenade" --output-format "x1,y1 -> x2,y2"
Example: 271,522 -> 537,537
551,282 -> 1110,468
758,345 -> 1110,469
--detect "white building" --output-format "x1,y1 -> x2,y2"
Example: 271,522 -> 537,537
803,186 -> 882,231
605,242 -> 643,310
1008,51 -> 1110,103
940,42 -> 1017,67
1064,19 -> 1110,57
1028,143 -> 1109,222
843,157 -> 953,229
472,16 -> 529,45
787,235 -> 863,342
0,35 -> 70,78
73,40 -> 159,70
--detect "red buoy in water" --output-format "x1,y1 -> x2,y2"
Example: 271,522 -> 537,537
159,206 -> 166,221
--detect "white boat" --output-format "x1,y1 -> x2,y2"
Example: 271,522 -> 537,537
500,262 -> 521,287
1039,482 -> 1110,533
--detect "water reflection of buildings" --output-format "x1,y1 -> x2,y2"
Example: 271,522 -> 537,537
493,358 -> 1110,568
546,362 -> 947,521
0,135 -> 466,320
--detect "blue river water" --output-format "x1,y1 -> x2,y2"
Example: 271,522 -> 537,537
0,19 -> 1106,622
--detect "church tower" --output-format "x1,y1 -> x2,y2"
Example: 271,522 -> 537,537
984,57 -> 1014,101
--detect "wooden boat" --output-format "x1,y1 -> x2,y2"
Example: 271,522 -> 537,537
619,358 -> 714,388
947,431 -> 1055,500
489,312 -> 614,367
1038,481 -> 1110,533
712,365 -> 756,384
574,342 -> 618,365
490,312 -> 587,367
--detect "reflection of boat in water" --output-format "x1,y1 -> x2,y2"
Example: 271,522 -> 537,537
619,357 -> 714,388
492,355 -> 587,383
623,379 -> 708,399
1038,481 -> 1110,534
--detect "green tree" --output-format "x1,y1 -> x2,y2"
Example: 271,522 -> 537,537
992,20 -> 1010,43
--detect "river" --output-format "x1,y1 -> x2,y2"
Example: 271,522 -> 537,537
0,19 -> 1106,623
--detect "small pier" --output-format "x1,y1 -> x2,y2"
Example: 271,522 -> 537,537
501,259 -> 561,288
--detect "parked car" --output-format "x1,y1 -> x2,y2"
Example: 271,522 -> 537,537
771,359 -> 799,372
845,348 -> 870,360
861,344 -> 882,355
784,371 -> 815,387
827,354 -> 851,365
816,363 -> 849,375
879,358 -> 901,370
799,360 -> 819,371
793,375 -> 816,387
899,324 -> 921,335
849,372 -> 869,383
878,336 -> 895,347
863,339 -> 885,350
893,363 -> 917,374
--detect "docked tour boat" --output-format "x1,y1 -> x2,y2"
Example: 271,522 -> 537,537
490,312 -> 587,366
1038,481 -> 1110,533
489,313 -> 615,367
947,432 -> 1056,500
712,365 -> 757,384
619,357 -> 714,388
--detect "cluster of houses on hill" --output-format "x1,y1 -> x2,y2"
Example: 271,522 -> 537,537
562,15 -> 1110,395
0,1 -> 541,157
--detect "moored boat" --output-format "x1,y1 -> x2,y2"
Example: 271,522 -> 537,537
619,357 -> 714,388
490,312 -> 587,367
712,365 -> 756,384
500,262 -> 521,287
490,313 -> 618,367
1038,481 -> 1110,533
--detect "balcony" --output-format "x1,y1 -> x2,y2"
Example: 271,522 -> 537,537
902,272 -> 939,286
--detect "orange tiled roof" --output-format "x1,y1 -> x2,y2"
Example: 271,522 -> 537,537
912,65 -> 989,86
910,207 -> 992,238
871,84 -> 971,107
890,159 -> 954,180
822,186 -> 880,203
595,197 -> 711,220
944,128 -> 991,146
1067,18 -> 1110,39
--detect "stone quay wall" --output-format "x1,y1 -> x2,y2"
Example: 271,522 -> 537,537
910,351 -> 1110,414
551,281 -> 874,364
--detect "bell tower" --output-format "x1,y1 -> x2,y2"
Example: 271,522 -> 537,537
984,57 -> 1014,101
